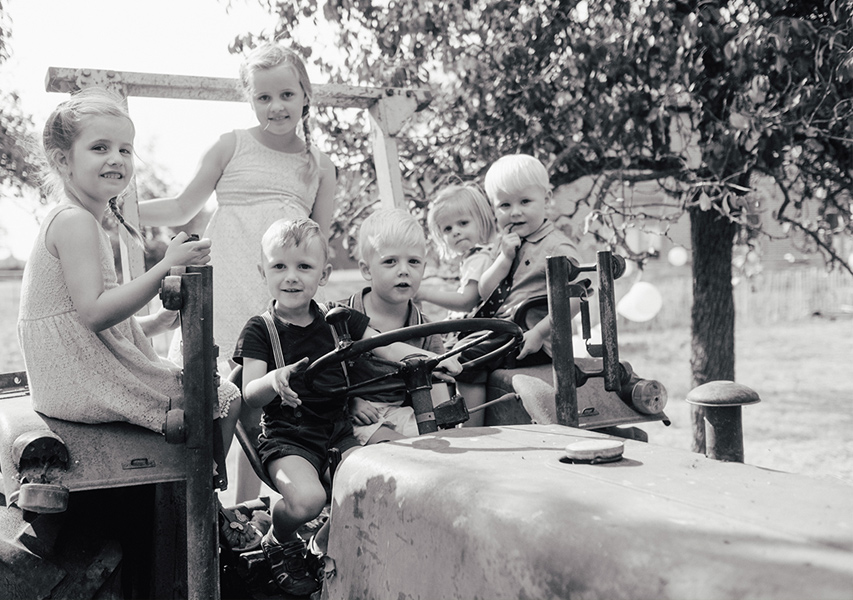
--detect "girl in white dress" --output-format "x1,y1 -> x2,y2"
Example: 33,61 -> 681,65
17,87 -> 240,438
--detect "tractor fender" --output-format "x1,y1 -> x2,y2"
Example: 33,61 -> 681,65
322,425 -> 853,600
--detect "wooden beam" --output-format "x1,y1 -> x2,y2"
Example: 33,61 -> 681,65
44,67 -> 432,110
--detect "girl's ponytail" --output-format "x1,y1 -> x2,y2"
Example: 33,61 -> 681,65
108,196 -> 145,246
301,103 -> 319,185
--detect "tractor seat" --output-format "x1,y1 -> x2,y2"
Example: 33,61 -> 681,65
484,358 -> 668,437
0,372 -> 189,513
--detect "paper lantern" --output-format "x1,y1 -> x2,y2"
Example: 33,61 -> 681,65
616,282 -> 663,322
668,246 -> 689,267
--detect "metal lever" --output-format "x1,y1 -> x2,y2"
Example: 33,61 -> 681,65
325,306 -> 353,349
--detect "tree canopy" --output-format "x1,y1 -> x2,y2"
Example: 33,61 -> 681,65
236,0 -> 851,271
236,0 -> 851,447
0,1 -> 38,193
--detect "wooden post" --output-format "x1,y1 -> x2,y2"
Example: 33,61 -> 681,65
547,256 -> 579,427
180,266 -> 219,600
368,89 -> 422,209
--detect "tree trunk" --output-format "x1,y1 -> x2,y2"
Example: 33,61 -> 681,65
689,207 -> 737,453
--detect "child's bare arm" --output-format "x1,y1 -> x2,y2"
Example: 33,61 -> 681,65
478,232 -> 520,299
416,280 -> 480,312
309,152 -> 337,238
136,308 -> 180,337
138,133 -> 234,227
242,357 -> 309,409
364,328 -> 462,376
52,209 -> 210,332
517,297 -> 581,359
349,397 -> 380,426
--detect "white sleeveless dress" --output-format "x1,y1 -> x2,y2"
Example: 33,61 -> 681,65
203,129 -> 320,359
17,205 -> 238,433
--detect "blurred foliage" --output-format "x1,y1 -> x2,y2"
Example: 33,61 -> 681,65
232,0 -> 852,274
0,1 -> 39,193
0,2 -> 178,269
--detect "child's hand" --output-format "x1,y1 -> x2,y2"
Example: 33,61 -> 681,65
136,307 -> 180,337
164,232 -> 212,268
434,355 -> 462,378
151,307 -> 180,332
349,396 -> 380,426
272,357 -> 309,407
517,329 -> 545,360
499,231 -> 522,260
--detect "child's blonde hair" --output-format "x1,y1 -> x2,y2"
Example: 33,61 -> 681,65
426,184 -> 496,261
261,217 -> 329,263
357,208 -> 425,263
239,42 -> 318,184
41,87 -> 142,243
483,154 -> 552,203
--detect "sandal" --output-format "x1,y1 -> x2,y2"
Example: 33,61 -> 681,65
218,500 -> 263,553
261,531 -> 319,596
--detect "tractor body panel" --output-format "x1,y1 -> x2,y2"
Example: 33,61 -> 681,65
323,424 -> 853,600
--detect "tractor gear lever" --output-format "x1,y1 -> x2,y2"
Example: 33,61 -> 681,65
325,306 -> 353,349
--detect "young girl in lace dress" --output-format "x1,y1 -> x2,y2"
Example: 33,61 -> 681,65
139,42 -> 336,502
17,87 -> 240,439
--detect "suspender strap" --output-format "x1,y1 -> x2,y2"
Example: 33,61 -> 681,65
261,301 -> 348,387
260,310 -> 286,369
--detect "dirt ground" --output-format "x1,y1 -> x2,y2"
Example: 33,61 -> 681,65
619,316 -> 853,485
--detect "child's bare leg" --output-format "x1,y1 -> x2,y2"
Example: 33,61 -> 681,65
234,452 -> 262,503
430,382 -> 451,405
267,456 -> 328,541
234,404 -> 264,502
310,445 -> 358,554
219,393 -> 241,457
366,425 -> 406,444
264,455 -> 326,595
458,382 -> 486,427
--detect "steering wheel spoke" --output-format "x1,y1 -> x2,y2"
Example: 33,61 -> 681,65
344,370 -> 405,396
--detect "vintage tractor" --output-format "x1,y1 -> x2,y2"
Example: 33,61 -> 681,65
300,253 -> 853,600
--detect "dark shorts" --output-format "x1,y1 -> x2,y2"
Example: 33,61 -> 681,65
257,411 -> 360,477
454,332 -> 551,384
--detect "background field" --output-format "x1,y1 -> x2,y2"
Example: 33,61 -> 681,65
2,274 -> 851,486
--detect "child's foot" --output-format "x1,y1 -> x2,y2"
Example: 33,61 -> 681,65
261,530 -> 319,596
305,534 -> 326,582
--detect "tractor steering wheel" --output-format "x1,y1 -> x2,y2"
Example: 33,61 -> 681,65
303,317 -> 523,398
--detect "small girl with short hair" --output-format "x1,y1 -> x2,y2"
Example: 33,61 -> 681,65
17,87 -> 239,436
418,183 -> 497,316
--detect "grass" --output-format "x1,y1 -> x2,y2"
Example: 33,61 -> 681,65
3,277 -> 851,485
